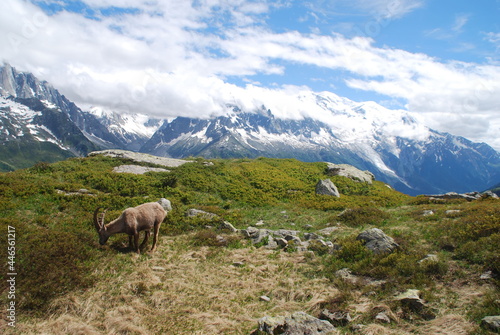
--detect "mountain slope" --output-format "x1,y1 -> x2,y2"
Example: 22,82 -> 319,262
141,94 -> 500,195
1,64 -> 499,195
0,64 -> 159,151
0,95 -> 98,170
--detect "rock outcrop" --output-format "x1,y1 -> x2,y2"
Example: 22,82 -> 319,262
254,312 -> 338,335
240,226 -> 338,253
424,191 -> 499,201
89,149 -> 191,168
113,165 -> 170,174
326,163 -> 375,184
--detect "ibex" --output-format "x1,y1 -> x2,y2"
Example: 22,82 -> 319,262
93,199 -> 170,253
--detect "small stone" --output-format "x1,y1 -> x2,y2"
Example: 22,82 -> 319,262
481,316 -> 500,332
375,312 -> 391,324
232,261 -> 245,267
319,309 -> 352,326
445,209 -> 461,215
219,221 -> 238,233
216,235 -> 227,245
259,295 -> 271,302
317,227 -> 339,235
275,238 -> 288,248
304,232 -> 321,240
395,289 -> 425,312
480,271 -> 493,280
255,220 -> 265,226
418,254 -> 439,264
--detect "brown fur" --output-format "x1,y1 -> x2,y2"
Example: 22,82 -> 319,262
94,202 -> 167,253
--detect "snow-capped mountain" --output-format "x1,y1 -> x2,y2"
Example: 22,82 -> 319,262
1,63 -> 499,195
0,64 -> 161,169
0,94 -> 99,170
141,92 -> 500,195
0,64 -> 160,150
87,106 -> 162,151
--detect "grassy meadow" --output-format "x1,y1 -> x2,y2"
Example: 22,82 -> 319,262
0,154 -> 499,334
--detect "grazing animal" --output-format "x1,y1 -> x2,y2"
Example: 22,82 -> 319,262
93,200 -> 168,253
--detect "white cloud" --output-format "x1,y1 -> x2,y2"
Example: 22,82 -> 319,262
1,0 -> 500,150
485,31 -> 500,47
353,0 -> 424,19
452,13 -> 470,33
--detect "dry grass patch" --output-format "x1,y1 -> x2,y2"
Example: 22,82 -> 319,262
11,234 -> 340,335
416,314 -> 474,335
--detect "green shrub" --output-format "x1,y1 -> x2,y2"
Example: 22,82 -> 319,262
16,228 -> 96,311
191,229 -> 243,248
454,233 -> 500,275
337,207 -> 390,227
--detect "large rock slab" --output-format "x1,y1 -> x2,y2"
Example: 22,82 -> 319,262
113,164 -> 170,174
89,149 -> 191,168
326,163 -> 375,184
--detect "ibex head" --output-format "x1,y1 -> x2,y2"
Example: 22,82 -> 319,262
93,207 -> 110,245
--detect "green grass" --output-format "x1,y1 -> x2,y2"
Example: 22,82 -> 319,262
0,154 -> 498,334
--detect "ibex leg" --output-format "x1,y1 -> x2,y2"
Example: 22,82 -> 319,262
151,223 -> 160,252
140,231 -> 150,249
134,233 -> 140,254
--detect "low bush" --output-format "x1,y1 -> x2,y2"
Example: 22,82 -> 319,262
191,229 -> 243,248
16,228 -> 96,312
337,207 -> 390,227
322,236 -> 446,289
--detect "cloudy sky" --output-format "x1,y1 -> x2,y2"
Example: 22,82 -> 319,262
1,0 -> 500,149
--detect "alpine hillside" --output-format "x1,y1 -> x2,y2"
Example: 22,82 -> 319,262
1,63 -> 499,195
141,97 -> 500,196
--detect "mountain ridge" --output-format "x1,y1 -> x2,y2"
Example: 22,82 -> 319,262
140,102 -> 500,195
1,63 -> 499,195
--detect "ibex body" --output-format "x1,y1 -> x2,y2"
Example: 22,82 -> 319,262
94,200 -> 168,253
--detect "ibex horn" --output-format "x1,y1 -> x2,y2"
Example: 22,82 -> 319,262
93,207 -> 108,231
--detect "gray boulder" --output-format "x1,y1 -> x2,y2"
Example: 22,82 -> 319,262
356,228 -> 399,254
316,179 -> 340,197
325,163 -> 375,184
256,312 -> 337,335
158,198 -> 172,211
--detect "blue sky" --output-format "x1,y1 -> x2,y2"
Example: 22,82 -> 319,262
1,0 -> 500,149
